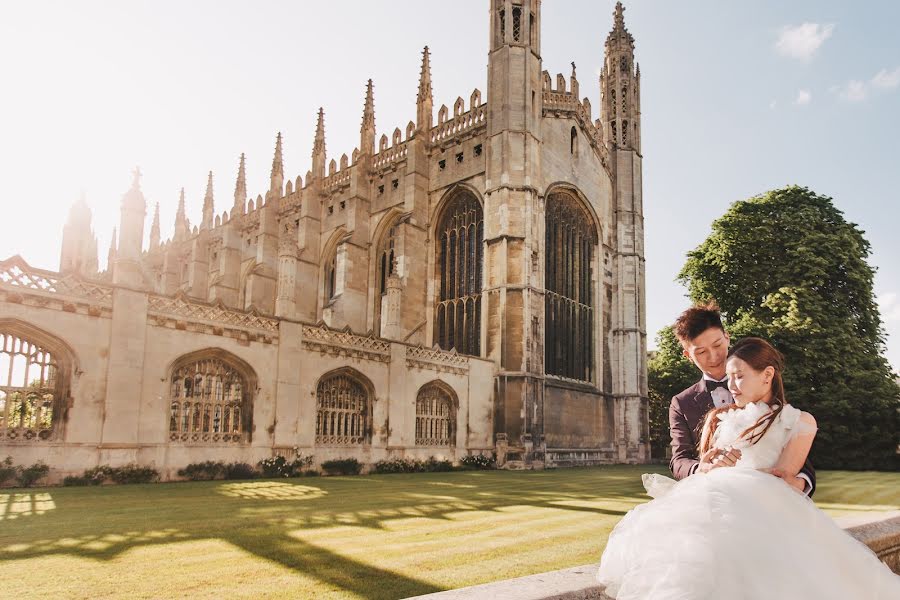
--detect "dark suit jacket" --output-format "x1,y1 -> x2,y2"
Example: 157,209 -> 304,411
668,379 -> 816,496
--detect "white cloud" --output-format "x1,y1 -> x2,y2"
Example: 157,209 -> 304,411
769,99 -> 778,110
834,79 -> 868,102
794,89 -> 812,105
872,67 -> 900,89
775,23 -> 835,61
880,292 -> 900,322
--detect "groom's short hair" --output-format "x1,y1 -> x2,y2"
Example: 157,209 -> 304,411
674,302 -> 724,342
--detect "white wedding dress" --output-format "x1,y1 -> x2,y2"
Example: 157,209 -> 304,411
597,402 -> 900,599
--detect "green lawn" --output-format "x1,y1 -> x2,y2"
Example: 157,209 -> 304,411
1,467 -> 898,600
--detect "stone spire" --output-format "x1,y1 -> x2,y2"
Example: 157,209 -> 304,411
416,46 -> 433,133
601,1 -> 640,151
606,1 -> 635,49
270,133 -> 284,197
107,227 -> 117,270
116,166 -> 146,265
360,80 -> 375,156
174,187 -> 189,241
201,171 -> 214,229
233,152 -> 247,216
312,108 -> 326,179
149,202 -> 161,249
60,193 -> 99,275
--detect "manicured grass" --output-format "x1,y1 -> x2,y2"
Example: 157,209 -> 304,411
1,467 -> 897,599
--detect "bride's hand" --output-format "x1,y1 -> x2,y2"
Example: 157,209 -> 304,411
698,447 -> 741,473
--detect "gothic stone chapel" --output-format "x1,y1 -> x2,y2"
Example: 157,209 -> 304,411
0,1 -> 647,479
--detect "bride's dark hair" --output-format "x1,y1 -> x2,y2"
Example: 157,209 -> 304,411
699,337 -> 787,454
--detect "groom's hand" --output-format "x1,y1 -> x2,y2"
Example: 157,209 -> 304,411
764,468 -> 807,493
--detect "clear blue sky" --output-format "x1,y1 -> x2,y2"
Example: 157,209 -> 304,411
1,0 -> 898,370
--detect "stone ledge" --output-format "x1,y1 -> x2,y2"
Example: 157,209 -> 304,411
405,511 -> 900,600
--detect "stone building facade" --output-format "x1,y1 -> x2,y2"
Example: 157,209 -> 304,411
0,1 -> 647,479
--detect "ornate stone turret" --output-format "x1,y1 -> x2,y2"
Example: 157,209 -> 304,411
360,80 -> 375,157
233,153 -> 247,217
416,46 -> 433,134
60,194 -> 99,276
107,227 -> 117,272
312,108 -> 326,180
604,1 -> 648,462
113,167 -> 146,287
601,1 -> 641,152
174,188 -> 189,241
269,133 -> 284,198
201,171 -> 215,230
149,202 -> 161,250
484,0 -> 544,459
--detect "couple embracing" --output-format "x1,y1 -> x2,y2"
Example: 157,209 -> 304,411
597,303 -> 900,599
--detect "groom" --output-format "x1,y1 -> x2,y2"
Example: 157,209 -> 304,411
668,302 -> 816,495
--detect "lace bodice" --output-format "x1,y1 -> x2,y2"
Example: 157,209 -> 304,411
712,402 -> 807,470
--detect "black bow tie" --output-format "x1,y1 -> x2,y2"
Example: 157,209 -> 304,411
706,379 -> 728,393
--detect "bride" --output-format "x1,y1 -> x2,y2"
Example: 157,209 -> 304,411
597,337 -> 900,599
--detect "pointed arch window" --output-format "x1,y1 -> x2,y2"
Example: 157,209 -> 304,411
168,352 -> 254,443
316,371 -> 371,445
435,192 -> 483,356
415,383 -> 456,446
545,191 -> 597,382
377,223 -> 398,296
512,6 -> 522,42
325,251 -> 337,301
0,330 -> 67,442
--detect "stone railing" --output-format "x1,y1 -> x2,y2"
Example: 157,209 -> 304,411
373,141 -> 409,171
404,511 -> 900,599
0,256 -> 113,305
322,168 -> 352,192
147,295 -> 279,333
301,323 -> 391,362
406,344 -> 470,375
431,103 -> 486,145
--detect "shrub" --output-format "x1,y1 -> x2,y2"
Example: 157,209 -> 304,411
15,461 -> 50,487
459,454 -> 495,470
178,461 -> 226,481
84,465 -> 114,485
259,454 -> 313,478
62,475 -> 92,486
372,457 -> 455,474
223,462 -> 257,480
320,458 -> 362,476
0,457 -> 15,485
108,464 -> 159,484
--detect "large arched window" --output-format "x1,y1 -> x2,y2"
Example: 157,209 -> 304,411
0,327 -> 70,441
435,191 -> 483,355
415,382 -> 456,446
168,351 -> 254,443
316,370 -> 371,445
545,190 -> 597,381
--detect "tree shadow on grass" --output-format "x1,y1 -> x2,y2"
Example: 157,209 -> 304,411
0,467 -> 689,598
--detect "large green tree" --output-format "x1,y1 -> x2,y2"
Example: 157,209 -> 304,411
671,185 -> 899,470
647,326 -> 697,459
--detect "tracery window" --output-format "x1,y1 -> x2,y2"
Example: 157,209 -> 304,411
0,332 -> 62,441
325,251 -> 337,301
415,383 -> 455,446
377,223 -> 398,296
512,6 -> 522,42
168,353 -> 252,443
316,371 -> 370,445
499,9 -> 506,43
435,192 -> 483,355
545,191 -> 597,381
